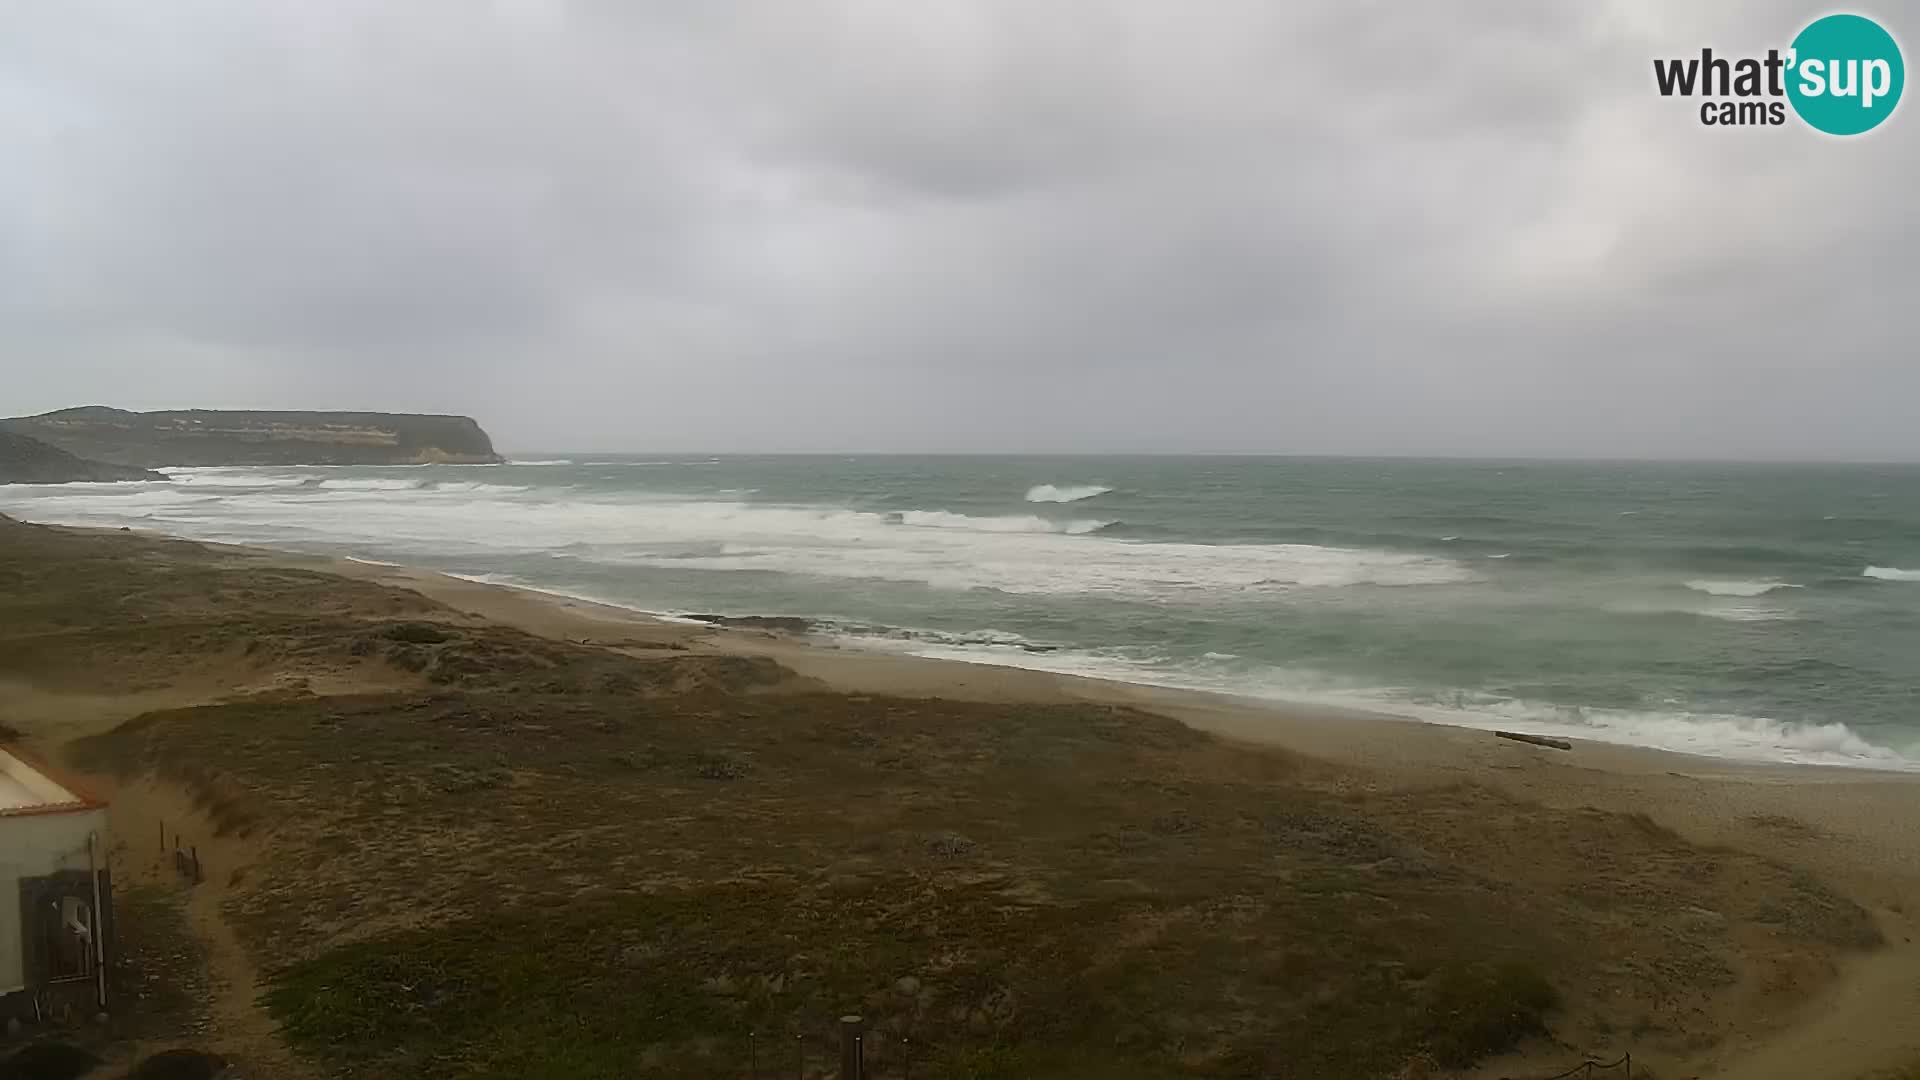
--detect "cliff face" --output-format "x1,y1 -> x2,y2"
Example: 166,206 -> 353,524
0,430 -> 168,484
1,407 -> 503,467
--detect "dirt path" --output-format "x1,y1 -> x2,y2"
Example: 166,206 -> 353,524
100,776 -> 313,1079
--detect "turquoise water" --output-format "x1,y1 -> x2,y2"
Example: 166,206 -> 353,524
5,456 -> 1917,768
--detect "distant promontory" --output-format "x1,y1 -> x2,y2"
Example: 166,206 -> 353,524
1,407 -> 504,468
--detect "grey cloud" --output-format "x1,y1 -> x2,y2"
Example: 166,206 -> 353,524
1,1 -> 1914,459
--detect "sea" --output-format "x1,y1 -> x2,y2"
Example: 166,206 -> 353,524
4,455 -> 1917,770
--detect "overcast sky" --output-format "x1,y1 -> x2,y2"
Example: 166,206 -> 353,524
3,2 -> 1913,458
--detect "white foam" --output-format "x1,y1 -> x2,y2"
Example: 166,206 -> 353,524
319,477 -> 423,491
429,481 -> 531,495
1694,606 -> 1795,623
508,459 -> 573,466
831,624 -> 1048,650
1684,579 -> 1800,597
165,470 -> 308,488
1024,483 -> 1112,504
894,510 -> 1106,535
1864,566 -> 1920,582
0,481 -> 1474,600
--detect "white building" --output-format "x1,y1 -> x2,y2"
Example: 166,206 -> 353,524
0,747 -> 112,1019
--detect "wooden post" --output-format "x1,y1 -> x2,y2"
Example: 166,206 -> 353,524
191,846 -> 201,884
748,1031 -> 756,1079
88,832 -> 107,1010
796,1034 -> 803,1079
839,1015 -> 863,1080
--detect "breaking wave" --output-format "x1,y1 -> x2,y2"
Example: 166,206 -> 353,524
1693,606 -> 1796,623
1864,566 -> 1920,582
316,477 -> 423,491
0,472 -> 1472,600
428,481 -> 531,495
1683,579 -> 1801,597
1025,483 -> 1112,503
891,510 -> 1107,534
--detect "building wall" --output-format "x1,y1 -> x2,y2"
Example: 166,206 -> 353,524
0,809 -> 108,994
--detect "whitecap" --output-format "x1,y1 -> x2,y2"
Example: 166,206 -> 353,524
1864,566 -> 1920,582
1024,484 -> 1112,503
318,477 -> 424,491
1684,579 -> 1801,597
894,510 -> 1106,535
429,481 -> 531,495
1693,606 -> 1795,623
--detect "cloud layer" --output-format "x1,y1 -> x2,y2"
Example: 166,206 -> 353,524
4,2 -> 1914,458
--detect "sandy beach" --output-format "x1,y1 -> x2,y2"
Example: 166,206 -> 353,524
3,516 -> 1917,1079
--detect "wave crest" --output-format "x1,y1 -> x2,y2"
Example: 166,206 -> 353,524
1683,579 -> 1800,597
893,510 -> 1107,535
1865,566 -> 1920,582
1025,484 -> 1112,503
429,481 -> 531,495
318,477 -> 423,491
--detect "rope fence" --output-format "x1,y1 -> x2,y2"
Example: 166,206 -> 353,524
1532,1053 -> 1632,1079
159,818 -> 202,884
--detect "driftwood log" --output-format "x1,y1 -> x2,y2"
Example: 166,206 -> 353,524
1494,730 -> 1573,751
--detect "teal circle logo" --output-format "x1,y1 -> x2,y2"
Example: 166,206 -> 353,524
1787,14 -> 1904,135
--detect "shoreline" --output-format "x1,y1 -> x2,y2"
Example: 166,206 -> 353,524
381,559 -> 1920,777
8,473 -> 1913,772
14,518 -> 1920,1077
66,520 -> 1919,786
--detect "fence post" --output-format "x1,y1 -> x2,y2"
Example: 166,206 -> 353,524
839,1015 -> 863,1080
191,846 -> 201,884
